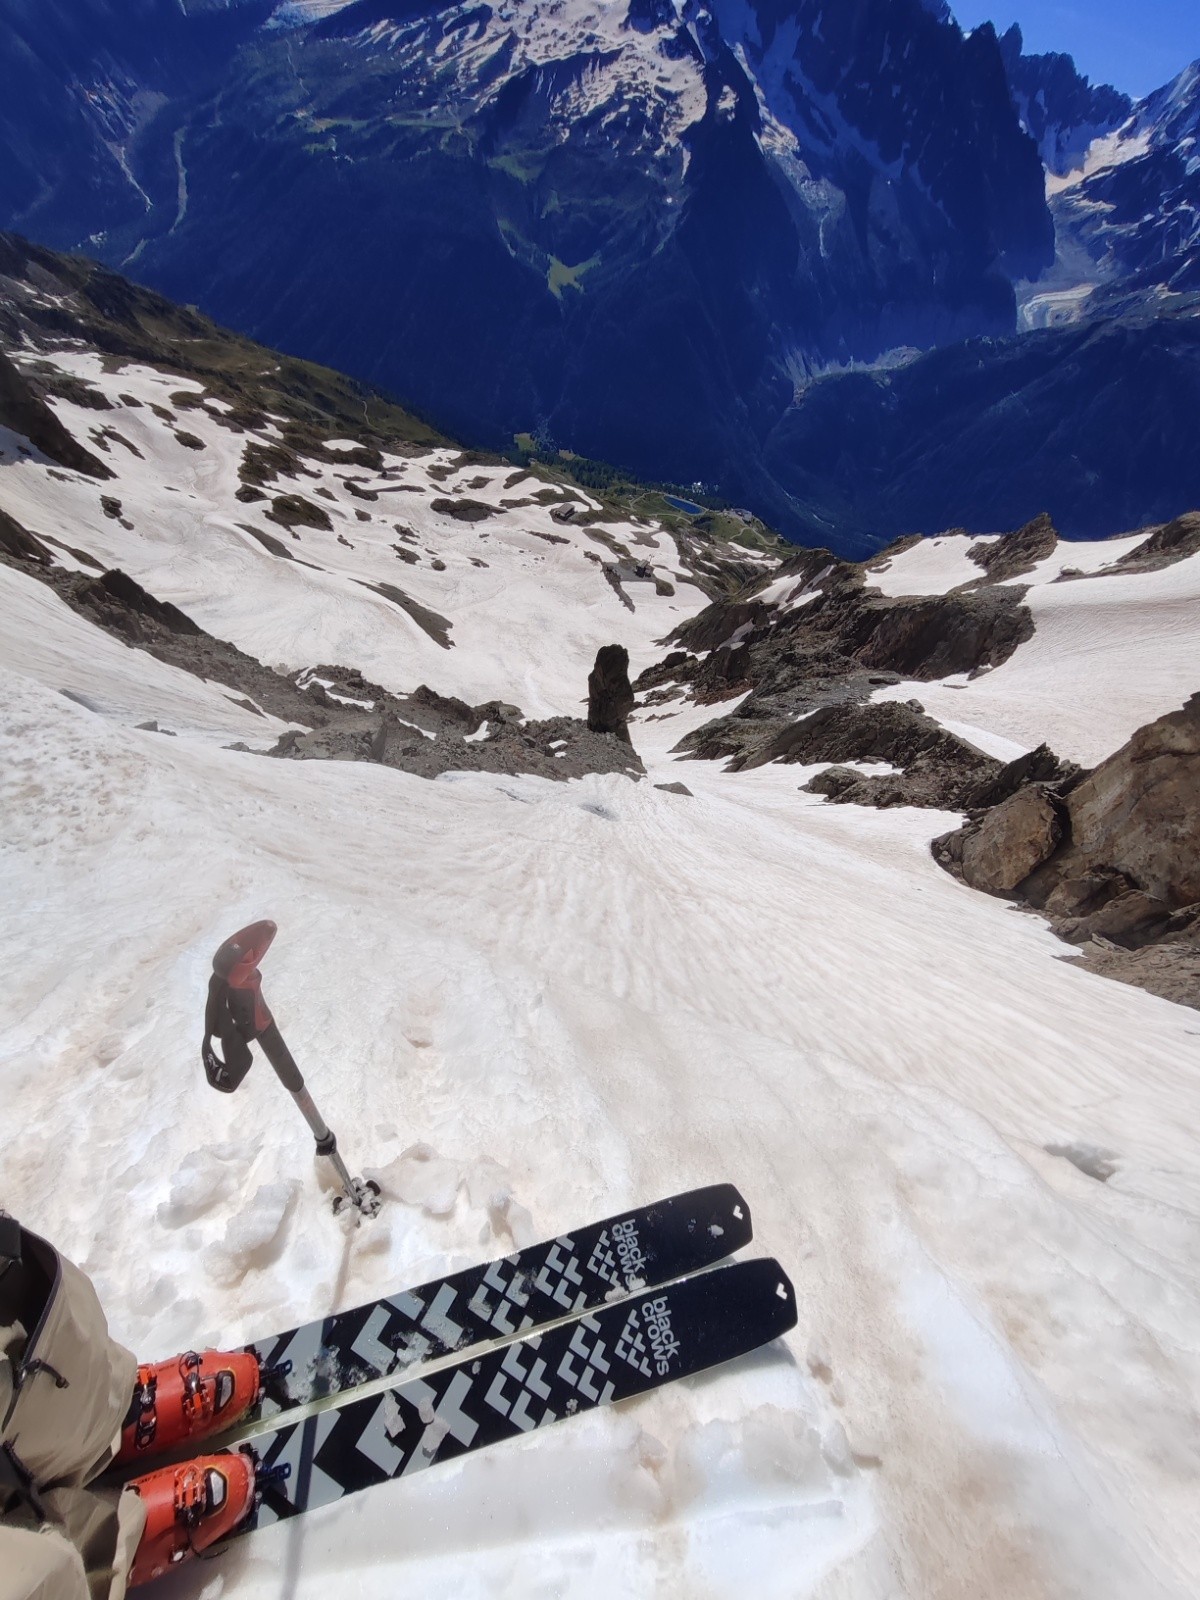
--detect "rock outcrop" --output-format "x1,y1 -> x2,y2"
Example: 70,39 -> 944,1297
968,513 -> 1058,584
1113,512 -> 1200,575
588,645 -> 636,744
652,543 -> 1035,788
759,701 -> 1000,810
934,694 -> 1200,1008
0,348 -> 112,480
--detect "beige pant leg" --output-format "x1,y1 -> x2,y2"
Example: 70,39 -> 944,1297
37,1481 -> 145,1600
106,1488 -> 147,1600
0,1522 -> 89,1600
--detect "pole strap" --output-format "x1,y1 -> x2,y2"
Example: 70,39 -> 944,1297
201,973 -> 255,1093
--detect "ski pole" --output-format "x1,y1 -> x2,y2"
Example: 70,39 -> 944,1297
201,919 -> 381,1218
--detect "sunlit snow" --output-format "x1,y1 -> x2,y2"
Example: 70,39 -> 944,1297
2,351 -> 1200,1600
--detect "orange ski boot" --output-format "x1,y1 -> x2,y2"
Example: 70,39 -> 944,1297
117,1349 -> 265,1463
127,1452 -> 261,1586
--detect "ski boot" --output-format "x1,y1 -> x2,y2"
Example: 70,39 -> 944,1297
117,1348 -> 266,1462
127,1451 -> 269,1585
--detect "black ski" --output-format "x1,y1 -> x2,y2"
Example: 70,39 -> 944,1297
244,1184 -> 752,1425
238,1257 -> 796,1532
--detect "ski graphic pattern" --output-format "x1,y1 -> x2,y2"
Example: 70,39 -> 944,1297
245,1184 -> 752,1423
240,1258 -> 796,1531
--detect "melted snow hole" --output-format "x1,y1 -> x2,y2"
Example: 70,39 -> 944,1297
1044,1142 -> 1121,1183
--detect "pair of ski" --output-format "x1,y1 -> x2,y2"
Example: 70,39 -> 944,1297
183,1184 -> 795,1535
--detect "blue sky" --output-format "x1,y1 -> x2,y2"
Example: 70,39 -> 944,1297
951,1 -> 1199,98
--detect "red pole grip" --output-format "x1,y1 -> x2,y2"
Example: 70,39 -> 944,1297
212,920 -> 278,1038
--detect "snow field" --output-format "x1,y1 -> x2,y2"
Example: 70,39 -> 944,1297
0,353 -> 707,718
870,533 -> 1200,765
3,638 -> 1200,1595
3,347 -> 1200,1598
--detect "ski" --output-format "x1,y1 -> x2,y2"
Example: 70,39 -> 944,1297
236,1257 -> 796,1534
243,1183 -> 752,1428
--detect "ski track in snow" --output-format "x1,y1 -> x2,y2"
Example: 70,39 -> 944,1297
2,356 -> 1200,1599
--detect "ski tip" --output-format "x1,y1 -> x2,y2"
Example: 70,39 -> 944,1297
736,1257 -> 798,1339
662,1183 -> 753,1250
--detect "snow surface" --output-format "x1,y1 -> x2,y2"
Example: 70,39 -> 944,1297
3,356 -> 1200,1599
0,354 -> 706,718
869,531 -> 1200,765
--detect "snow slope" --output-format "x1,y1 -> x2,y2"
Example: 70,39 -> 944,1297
0,351 -> 711,720
869,530 -> 1200,764
3,357 -> 1200,1599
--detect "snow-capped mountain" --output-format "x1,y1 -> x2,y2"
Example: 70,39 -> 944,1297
0,0 -> 1054,541
1052,59 -> 1200,294
3,237 -> 1200,1600
1,2 -> 1196,547
996,24 -> 1132,177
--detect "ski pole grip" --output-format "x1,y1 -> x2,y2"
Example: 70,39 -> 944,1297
213,920 -> 278,1038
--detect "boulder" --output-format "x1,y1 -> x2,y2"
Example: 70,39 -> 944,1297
588,645 -> 635,742
0,348 -> 112,479
1054,694 -> 1200,910
958,785 -> 1063,895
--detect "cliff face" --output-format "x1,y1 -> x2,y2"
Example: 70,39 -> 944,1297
0,0 -> 1053,542
997,23 -> 1132,175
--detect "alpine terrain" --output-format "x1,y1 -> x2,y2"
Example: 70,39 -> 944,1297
2,0 -> 1198,544
2,213 -> 1200,1600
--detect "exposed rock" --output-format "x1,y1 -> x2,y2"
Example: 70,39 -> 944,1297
361,581 -> 454,650
588,645 -> 635,743
1114,512 -> 1200,574
276,706 -> 644,784
0,348 -> 112,479
1076,938 -> 1200,1010
0,504 -> 53,566
968,513 -> 1058,584
266,493 -> 333,532
430,497 -> 494,522
655,781 -> 693,797
241,524 -> 295,560
93,569 -> 202,637
934,693 -> 1200,1008
958,785 -> 1064,894
968,743 -> 1085,809
0,514 -> 639,788
649,546 -> 1035,772
688,699 -> 995,811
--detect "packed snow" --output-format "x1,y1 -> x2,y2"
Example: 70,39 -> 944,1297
3,353 -> 1200,1600
870,530 -> 1200,765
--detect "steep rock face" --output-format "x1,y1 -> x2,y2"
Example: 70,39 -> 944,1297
997,25 -> 1131,175
765,312 -> 1200,542
0,0 -> 1053,543
934,694 -> 1200,1007
1054,61 -> 1200,295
